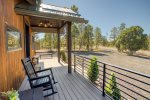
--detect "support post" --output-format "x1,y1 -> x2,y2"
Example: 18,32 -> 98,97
82,57 -> 84,76
57,29 -> 60,63
74,55 -> 76,72
67,22 -> 72,73
102,64 -> 106,96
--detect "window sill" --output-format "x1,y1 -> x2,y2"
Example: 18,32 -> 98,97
7,48 -> 22,53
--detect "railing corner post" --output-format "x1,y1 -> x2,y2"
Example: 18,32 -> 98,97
74,54 -> 76,72
82,57 -> 84,76
102,63 -> 106,96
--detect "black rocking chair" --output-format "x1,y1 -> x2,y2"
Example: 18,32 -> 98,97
21,58 -> 57,97
29,57 -> 57,84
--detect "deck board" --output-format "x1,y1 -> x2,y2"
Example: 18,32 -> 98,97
19,57 -> 108,100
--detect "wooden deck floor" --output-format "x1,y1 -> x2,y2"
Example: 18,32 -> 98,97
19,57 -> 108,100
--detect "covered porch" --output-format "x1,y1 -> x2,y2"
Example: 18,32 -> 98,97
14,1 -> 108,100
1,0 -> 149,100
19,54 -> 108,100
15,0 -> 88,74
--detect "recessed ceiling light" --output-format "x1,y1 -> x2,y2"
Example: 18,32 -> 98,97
44,24 -> 48,27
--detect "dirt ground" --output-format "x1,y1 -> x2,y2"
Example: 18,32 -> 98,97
75,47 -> 150,75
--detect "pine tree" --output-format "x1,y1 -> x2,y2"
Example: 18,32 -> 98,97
43,33 -> 52,50
71,5 -> 78,13
83,24 -> 93,51
110,27 -> 118,41
95,27 -> 102,49
71,24 -> 79,50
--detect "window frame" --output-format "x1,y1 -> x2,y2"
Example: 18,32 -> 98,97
5,24 -> 22,51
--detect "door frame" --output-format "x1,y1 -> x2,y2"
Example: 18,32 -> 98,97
24,17 -> 30,57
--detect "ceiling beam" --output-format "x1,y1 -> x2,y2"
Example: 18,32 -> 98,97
59,21 -> 67,30
31,25 -> 59,29
31,26 -> 58,33
26,0 -> 36,5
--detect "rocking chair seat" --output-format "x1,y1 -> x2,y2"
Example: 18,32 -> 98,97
32,76 -> 50,88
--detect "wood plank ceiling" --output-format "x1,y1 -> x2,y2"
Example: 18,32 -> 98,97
15,1 -> 88,33
30,16 -> 66,33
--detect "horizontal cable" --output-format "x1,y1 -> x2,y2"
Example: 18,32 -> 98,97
106,67 -> 150,86
105,76 -> 149,99
75,54 -> 150,78
104,84 -> 129,100
105,72 -> 150,93
104,79 -> 137,99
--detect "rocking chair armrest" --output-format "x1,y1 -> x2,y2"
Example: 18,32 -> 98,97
30,75 -> 50,81
35,68 -> 51,73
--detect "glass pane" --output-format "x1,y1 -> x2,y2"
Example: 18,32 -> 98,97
7,27 -> 21,51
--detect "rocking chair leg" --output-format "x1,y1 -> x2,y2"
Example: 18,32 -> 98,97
48,75 -> 55,94
44,91 -> 57,97
50,68 -> 58,84
43,83 -> 58,97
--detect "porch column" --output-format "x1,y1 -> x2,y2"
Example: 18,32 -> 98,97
57,29 -> 60,63
67,22 -> 72,73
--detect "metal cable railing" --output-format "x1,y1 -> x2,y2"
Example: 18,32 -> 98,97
74,54 -> 150,100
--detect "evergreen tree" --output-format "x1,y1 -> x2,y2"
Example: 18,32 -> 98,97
110,27 -> 118,41
87,57 -> 99,83
105,73 -> 121,100
71,5 -> 78,13
83,24 -> 93,51
118,23 -> 126,35
53,33 -> 58,49
71,5 -> 79,50
101,36 -> 108,46
148,35 -> 150,50
77,24 -> 85,50
71,23 -> 79,50
43,33 -> 52,50
95,27 -> 102,49
116,26 -> 148,55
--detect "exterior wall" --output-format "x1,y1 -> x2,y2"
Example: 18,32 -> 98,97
0,0 -> 4,92
0,0 -> 32,92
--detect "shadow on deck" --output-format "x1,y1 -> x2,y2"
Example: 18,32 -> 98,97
19,57 -> 108,100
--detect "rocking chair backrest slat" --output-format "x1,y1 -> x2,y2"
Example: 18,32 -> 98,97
21,58 -> 37,79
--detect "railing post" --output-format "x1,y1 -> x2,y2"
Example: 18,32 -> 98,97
102,64 -> 106,96
82,57 -> 84,76
74,54 -> 76,72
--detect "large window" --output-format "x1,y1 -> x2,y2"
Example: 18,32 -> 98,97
6,25 -> 22,51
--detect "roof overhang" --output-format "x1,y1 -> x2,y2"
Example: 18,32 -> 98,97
15,2 -> 88,24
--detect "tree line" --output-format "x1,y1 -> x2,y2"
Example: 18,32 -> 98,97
71,21 -> 150,55
70,5 -> 150,55
34,5 -> 150,56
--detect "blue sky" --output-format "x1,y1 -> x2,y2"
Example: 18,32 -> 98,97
43,0 -> 150,37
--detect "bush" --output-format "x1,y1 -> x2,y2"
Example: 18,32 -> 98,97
60,51 -> 67,62
116,26 -> 148,55
87,57 -> 99,83
105,73 -> 121,100
1,89 -> 19,100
